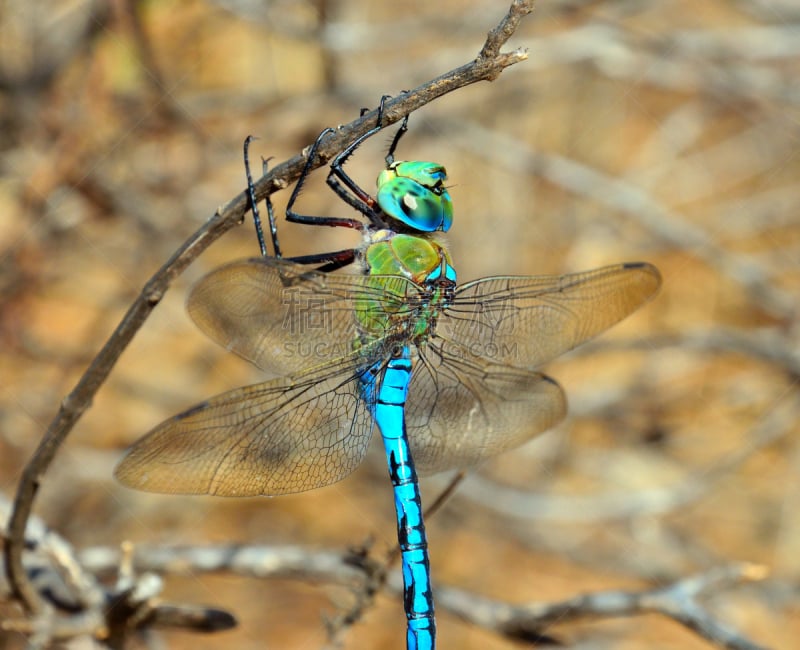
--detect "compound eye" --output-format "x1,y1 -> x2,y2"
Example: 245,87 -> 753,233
376,178 -> 453,232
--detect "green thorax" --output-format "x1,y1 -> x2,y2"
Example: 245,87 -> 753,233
355,230 -> 456,344
365,231 -> 453,283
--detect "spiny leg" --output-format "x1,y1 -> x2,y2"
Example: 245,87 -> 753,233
326,95 -> 410,226
284,248 -> 357,273
285,127 -> 365,231
260,156 -> 282,257
243,135 -> 273,258
280,100 -> 407,268
245,126 -> 360,271
245,99 -> 411,270
288,98 -> 412,268
384,97 -> 410,167
326,96 -> 391,212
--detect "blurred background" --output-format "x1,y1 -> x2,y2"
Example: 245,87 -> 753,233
1,0 -> 798,648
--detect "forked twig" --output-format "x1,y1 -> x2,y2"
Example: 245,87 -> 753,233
435,563 -> 769,650
74,540 -> 769,650
3,0 -> 534,626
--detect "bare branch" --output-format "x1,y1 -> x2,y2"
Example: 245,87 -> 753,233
80,544 -> 369,587
79,541 -> 770,650
478,0 -> 535,64
0,495 -> 236,644
5,487 -> 771,650
3,0 -> 534,618
435,563 -> 769,650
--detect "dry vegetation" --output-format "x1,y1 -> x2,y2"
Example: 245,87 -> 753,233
1,0 -> 798,648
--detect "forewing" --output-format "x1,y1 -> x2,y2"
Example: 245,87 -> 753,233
188,257 -> 417,377
114,359 -> 377,496
438,262 -> 661,369
405,344 -> 566,474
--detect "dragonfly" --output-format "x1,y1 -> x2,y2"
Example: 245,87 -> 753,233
115,100 -> 661,650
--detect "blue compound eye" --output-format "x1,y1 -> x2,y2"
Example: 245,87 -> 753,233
376,162 -> 453,232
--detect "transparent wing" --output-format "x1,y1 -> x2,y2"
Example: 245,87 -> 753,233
188,256 -> 420,377
114,356 -> 378,496
403,262 -> 659,472
406,342 -> 566,474
125,258 -> 660,490
438,262 -> 661,369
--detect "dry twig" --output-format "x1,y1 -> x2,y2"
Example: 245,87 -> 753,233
75,540 -> 770,650
436,563 -> 769,650
3,0 -> 533,636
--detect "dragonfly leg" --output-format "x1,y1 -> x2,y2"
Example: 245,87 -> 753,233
249,97 -> 411,268
243,136 -> 272,258
244,132 -> 360,268
244,136 -> 343,259
326,94 -> 409,229
285,127 -> 365,231
259,155 -> 282,258
384,96 -> 410,167
283,248 -> 357,273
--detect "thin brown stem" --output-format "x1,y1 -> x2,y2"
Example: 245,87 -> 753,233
3,0 -> 534,617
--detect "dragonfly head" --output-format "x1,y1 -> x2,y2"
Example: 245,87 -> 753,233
376,161 -> 453,233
